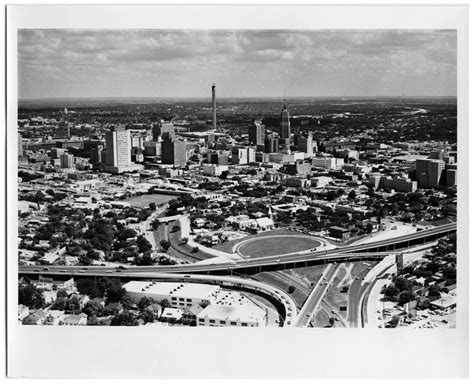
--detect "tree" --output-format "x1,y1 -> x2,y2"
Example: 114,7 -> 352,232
160,240 -> 171,251
151,219 -> 161,230
110,312 -> 138,326
443,267 -> 456,280
50,297 -> 68,311
136,235 -> 152,253
398,290 -> 415,306
66,296 -> 81,313
348,190 -> 357,200
141,309 -> 155,324
149,202 -> 157,211
18,284 -> 45,308
135,252 -> 154,266
116,227 -> 137,241
87,249 -> 99,260
57,289 -> 68,298
383,286 -> 400,299
288,285 -> 296,294
104,280 -> 126,304
83,301 -> 104,317
192,246 -> 199,253
181,237 -> 189,245
76,279 -> 101,298
160,299 -> 171,308
366,223 -> 374,234
428,287 -> 441,298
327,190 -> 338,201
78,255 -> 91,266
394,277 -> 413,292
138,296 -> 155,311
171,225 -> 180,233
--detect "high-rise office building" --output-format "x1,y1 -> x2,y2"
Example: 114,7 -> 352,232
249,119 -> 265,147
280,102 -> 291,140
90,145 -> 103,165
161,133 -> 187,167
230,147 -> 256,165
264,135 -> 279,154
18,134 -> 23,157
231,147 -> 249,165
144,141 -> 162,157
152,121 -> 175,141
208,151 -> 229,165
103,125 -> 143,174
60,153 -> 74,169
295,132 -> 314,157
416,158 -> 446,188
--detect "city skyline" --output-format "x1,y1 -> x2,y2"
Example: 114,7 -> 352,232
18,29 -> 457,99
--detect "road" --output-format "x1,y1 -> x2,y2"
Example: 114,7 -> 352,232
295,263 -> 339,327
346,264 -> 394,327
19,222 -> 455,276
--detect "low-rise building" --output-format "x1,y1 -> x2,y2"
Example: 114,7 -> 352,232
328,226 -> 351,240
196,304 -> 266,327
63,313 -> 88,326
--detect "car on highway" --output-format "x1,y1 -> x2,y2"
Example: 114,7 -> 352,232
306,312 -> 312,317
117,265 -> 128,270
106,270 -> 112,273
331,310 -> 336,314
59,270 -> 66,273
335,317 -> 340,321
42,267 -> 49,271
33,269 -> 40,272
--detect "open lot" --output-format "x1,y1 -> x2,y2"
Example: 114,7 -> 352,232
122,193 -> 176,208
237,235 -> 322,258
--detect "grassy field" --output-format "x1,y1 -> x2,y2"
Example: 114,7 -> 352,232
213,228 -> 309,254
122,194 -> 176,208
238,236 -> 321,258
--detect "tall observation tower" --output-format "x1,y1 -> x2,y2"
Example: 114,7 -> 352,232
212,84 -> 217,130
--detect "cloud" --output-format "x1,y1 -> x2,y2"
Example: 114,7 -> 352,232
17,29 -> 457,98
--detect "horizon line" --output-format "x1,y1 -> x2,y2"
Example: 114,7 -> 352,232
19,95 -> 458,102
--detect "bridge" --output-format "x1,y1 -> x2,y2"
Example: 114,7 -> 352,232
18,223 -> 455,277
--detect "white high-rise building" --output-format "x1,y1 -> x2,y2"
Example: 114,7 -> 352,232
103,125 -> 143,174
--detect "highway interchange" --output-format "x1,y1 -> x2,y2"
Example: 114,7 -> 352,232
18,222 -> 456,327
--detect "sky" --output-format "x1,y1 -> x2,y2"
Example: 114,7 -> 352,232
18,29 -> 457,99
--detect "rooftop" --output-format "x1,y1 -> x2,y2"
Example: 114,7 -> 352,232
197,304 -> 266,324
124,281 -> 220,300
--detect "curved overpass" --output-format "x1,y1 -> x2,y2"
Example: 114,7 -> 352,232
23,270 -> 299,327
19,223 -> 455,275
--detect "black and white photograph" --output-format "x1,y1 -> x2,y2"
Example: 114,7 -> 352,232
4,3 -> 470,380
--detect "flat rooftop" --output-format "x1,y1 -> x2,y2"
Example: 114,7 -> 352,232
124,281 -> 220,300
197,304 -> 266,324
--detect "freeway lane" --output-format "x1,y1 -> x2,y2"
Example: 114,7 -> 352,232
346,264 -> 394,327
19,223 -> 456,276
295,263 -> 339,327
